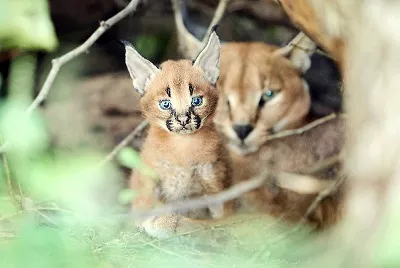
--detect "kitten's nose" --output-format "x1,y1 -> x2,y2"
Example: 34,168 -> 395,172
233,124 -> 254,140
177,114 -> 189,125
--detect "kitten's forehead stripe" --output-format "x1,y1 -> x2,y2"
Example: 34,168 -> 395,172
166,87 -> 171,97
189,84 -> 194,95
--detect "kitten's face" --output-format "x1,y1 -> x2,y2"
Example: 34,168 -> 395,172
140,60 -> 219,135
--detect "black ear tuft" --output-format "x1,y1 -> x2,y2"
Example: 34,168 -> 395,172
118,39 -> 133,48
210,24 -> 220,33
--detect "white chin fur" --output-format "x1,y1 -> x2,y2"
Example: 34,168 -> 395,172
228,142 -> 258,156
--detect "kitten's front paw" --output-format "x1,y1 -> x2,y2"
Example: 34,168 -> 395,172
138,214 -> 195,239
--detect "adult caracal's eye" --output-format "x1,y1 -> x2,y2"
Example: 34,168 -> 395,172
259,89 -> 277,107
262,89 -> 276,100
191,96 -> 203,107
159,99 -> 172,110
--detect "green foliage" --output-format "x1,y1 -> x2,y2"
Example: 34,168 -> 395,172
0,0 -> 58,51
135,34 -> 171,62
0,94 -> 314,268
118,147 -> 157,179
0,99 -> 49,154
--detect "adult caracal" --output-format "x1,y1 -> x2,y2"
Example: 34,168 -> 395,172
122,30 -> 235,238
214,42 -> 312,156
169,0 -> 345,229
170,0 -> 341,156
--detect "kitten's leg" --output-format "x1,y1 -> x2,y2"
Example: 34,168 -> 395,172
199,162 -> 235,219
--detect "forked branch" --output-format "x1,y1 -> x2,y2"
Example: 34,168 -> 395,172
171,0 -> 230,59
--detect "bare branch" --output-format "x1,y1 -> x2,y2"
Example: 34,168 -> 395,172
171,0 -> 230,59
98,120 -> 149,167
0,0 -> 141,153
171,0 -> 202,59
301,153 -> 343,175
301,174 -> 346,224
128,167 -> 339,220
201,0 -> 231,43
266,113 -> 345,141
130,173 -> 268,219
27,0 -> 140,116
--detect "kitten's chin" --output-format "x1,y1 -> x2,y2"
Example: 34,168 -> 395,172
175,128 -> 198,135
228,141 -> 259,156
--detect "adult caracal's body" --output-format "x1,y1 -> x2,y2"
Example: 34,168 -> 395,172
122,30 -> 234,238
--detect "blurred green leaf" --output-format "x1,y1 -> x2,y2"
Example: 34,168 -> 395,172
0,221 -> 98,268
0,0 -> 58,51
0,99 -> 49,154
118,188 -> 137,205
117,147 -> 157,179
135,35 -> 162,60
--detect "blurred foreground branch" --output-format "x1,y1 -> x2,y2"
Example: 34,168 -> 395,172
129,163 -> 340,220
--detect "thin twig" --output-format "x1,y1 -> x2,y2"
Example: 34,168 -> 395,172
0,151 -> 20,210
266,113 -> 344,141
301,174 -> 346,224
98,120 -> 149,167
301,153 -> 343,175
26,0 -> 140,116
127,153 -> 344,220
129,174 -> 268,219
32,208 -> 60,227
0,0 -> 141,153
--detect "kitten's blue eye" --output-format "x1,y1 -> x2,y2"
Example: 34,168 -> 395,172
159,99 -> 172,110
191,96 -> 203,107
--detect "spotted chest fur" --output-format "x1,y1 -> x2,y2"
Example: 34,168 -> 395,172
153,160 -> 228,219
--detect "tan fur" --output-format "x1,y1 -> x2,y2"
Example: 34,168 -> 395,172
126,52 -> 235,238
214,42 -> 311,156
232,116 -> 346,229
131,114 -> 347,231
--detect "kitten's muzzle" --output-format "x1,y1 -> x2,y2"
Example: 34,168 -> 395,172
176,114 -> 190,127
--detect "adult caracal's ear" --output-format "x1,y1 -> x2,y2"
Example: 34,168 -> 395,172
272,32 -> 316,74
120,40 -> 160,96
193,27 -> 221,85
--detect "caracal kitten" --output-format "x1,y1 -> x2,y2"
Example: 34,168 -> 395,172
121,30 -> 234,238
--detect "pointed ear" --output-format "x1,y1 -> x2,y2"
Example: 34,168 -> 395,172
272,32 -> 316,74
289,49 -> 314,73
193,30 -> 221,85
121,40 -> 159,95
